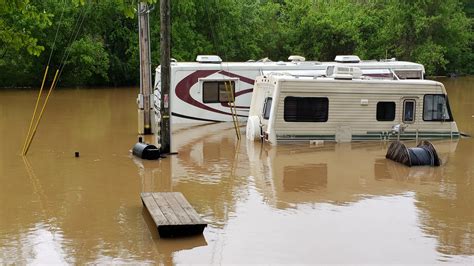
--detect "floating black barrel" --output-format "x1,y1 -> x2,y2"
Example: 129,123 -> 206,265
386,140 -> 440,167
132,142 -> 161,160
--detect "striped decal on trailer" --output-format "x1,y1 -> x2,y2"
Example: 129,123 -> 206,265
277,135 -> 336,141
276,131 -> 459,142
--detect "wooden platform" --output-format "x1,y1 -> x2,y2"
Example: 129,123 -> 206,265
141,192 -> 207,237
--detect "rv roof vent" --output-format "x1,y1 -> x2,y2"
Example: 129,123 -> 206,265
196,55 -> 222,63
288,55 -> 306,62
331,66 -> 362,80
257,57 -> 272,62
334,55 -> 361,63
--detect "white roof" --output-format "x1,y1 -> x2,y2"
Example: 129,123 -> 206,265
158,59 -> 424,73
261,73 -> 438,86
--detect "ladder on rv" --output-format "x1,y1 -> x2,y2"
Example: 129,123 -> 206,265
225,81 -> 241,140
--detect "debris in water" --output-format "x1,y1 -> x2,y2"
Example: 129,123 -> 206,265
386,140 -> 440,167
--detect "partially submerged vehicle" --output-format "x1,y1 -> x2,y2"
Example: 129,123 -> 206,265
246,67 -> 459,144
151,55 -> 425,128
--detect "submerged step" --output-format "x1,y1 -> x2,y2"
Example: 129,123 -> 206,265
141,192 -> 207,238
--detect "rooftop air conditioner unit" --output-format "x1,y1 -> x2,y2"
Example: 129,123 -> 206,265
196,55 -> 222,63
330,66 -> 363,80
334,55 -> 361,63
288,55 -> 306,62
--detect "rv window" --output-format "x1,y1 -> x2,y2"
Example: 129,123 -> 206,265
203,81 -> 235,103
262,97 -> 272,120
284,97 -> 329,122
376,102 -> 396,121
403,100 -> 415,122
326,66 -> 334,77
423,94 -> 453,121
394,70 -> 422,80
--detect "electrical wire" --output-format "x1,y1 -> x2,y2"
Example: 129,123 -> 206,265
46,0 -> 67,66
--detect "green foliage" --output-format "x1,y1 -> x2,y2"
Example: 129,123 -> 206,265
61,37 -> 110,86
378,0 -> 473,74
0,0 -> 472,87
0,0 -> 52,57
413,40 -> 448,74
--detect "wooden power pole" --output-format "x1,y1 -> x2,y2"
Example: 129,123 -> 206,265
138,2 -> 152,135
160,0 -> 171,153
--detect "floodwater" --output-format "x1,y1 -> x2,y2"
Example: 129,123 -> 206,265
0,77 -> 472,264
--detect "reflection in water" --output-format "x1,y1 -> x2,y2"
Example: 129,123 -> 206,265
416,139 -> 474,258
283,164 -> 327,192
247,139 -> 460,209
168,121 -> 472,263
131,155 -> 172,192
0,223 -> 70,265
0,77 -> 473,263
165,123 -> 248,228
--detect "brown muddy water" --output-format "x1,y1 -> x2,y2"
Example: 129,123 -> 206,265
0,77 -> 473,264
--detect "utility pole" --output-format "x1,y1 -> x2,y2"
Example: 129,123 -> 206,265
160,0 -> 171,153
137,1 -> 153,135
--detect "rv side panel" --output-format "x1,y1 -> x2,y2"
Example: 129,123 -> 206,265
268,79 -> 457,142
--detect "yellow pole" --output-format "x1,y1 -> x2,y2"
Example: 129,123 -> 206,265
229,81 -> 241,140
22,65 -> 50,155
225,81 -> 240,140
23,69 -> 60,156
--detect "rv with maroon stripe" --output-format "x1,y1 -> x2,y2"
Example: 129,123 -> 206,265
150,55 -> 425,130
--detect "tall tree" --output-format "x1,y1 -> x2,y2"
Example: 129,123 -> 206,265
0,0 -> 52,57
1,0 -> 472,87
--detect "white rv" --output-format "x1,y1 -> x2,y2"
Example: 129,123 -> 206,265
246,68 -> 459,144
151,55 -> 425,127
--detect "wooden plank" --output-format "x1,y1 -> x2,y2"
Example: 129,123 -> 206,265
151,193 -> 181,225
141,193 -> 168,226
161,192 -> 194,224
142,192 -> 207,237
173,192 -> 206,224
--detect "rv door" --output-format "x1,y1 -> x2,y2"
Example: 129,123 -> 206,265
400,97 -> 417,124
403,99 -> 416,123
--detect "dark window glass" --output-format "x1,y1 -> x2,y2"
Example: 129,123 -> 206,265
394,70 -> 422,80
284,97 -> 328,122
202,82 -> 219,103
403,100 -> 415,122
203,81 -> 235,103
262,97 -> 272,120
376,102 -> 396,121
423,94 -> 453,121
219,82 -> 233,102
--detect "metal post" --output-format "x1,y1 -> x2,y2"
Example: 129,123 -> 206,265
138,2 -> 153,135
160,0 -> 171,153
